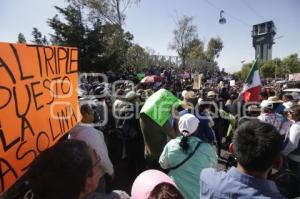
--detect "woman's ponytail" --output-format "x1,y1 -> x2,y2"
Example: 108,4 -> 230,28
179,133 -> 190,152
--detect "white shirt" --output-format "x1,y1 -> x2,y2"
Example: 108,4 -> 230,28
257,113 -> 292,136
68,124 -> 114,175
282,121 -> 300,162
283,101 -> 294,110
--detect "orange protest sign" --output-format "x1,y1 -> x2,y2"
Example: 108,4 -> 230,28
0,42 -> 80,194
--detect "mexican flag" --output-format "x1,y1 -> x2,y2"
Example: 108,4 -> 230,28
242,60 -> 261,102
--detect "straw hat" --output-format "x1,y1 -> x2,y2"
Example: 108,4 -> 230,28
267,96 -> 283,103
207,91 -> 217,98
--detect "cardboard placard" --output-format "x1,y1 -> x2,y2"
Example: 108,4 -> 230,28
289,73 -> 300,81
193,74 -> 203,90
230,80 -> 235,86
0,42 -> 80,194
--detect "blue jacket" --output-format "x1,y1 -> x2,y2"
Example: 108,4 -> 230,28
172,110 -> 216,143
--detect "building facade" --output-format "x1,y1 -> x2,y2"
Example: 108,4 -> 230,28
252,21 -> 276,61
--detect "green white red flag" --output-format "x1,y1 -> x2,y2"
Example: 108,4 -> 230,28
242,60 -> 261,102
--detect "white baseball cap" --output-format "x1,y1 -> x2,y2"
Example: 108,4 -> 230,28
178,114 -> 199,136
260,100 -> 273,109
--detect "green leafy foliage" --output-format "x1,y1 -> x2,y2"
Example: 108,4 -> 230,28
31,27 -> 49,45
47,4 -> 133,72
170,15 -> 223,72
206,37 -> 223,61
235,54 -> 300,80
126,44 -> 149,71
169,16 -> 198,68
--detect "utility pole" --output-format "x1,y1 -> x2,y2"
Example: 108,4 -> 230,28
274,59 -> 277,79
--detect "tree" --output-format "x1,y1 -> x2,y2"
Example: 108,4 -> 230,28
282,54 -> 300,74
169,15 -> 198,68
169,16 -> 223,72
84,0 -> 141,28
273,58 -> 283,78
233,54 -> 300,81
48,5 -> 90,70
99,23 -> 134,70
17,33 -> 27,43
240,63 -> 252,80
84,0 -> 141,68
48,3 -> 133,72
186,38 -> 205,60
31,27 -> 48,44
233,71 -> 242,79
206,37 -> 223,61
126,44 -> 148,71
260,60 -> 275,78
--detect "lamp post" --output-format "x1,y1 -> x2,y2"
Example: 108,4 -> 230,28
274,59 -> 277,79
272,35 -> 283,80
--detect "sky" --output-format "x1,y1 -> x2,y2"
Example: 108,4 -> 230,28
1,0 -> 300,73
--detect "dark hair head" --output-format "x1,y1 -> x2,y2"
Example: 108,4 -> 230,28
148,182 -> 184,199
80,103 -> 93,115
290,105 -> 300,121
27,140 -> 93,199
260,91 -> 268,98
233,120 -> 283,172
269,90 -> 276,97
283,94 -> 293,101
198,103 -> 210,113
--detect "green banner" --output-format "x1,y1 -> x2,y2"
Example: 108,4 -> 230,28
137,73 -> 145,80
140,89 -> 181,126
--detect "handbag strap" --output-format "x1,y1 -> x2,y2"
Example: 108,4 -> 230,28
168,141 -> 201,170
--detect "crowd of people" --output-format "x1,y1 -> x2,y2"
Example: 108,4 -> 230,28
2,65 -> 300,199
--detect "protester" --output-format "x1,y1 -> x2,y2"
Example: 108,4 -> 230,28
27,140 -> 130,199
282,105 -> 300,177
225,91 -> 239,115
238,104 -> 261,125
291,92 -> 300,104
27,140 -> 100,199
200,120 -> 286,198
147,183 -> 184,199
258,99 -> 291,136
120,91 -> 145,175
159,114 -> 217,199
181,90 -> 197,106
68,103 -> 114,193
268,96 -> 286,115
206,90 -> 234,156
174,91 -> 216,143
282,94 -> 295,110
196,99 -> 216,143
139,89 -> 179,169
260,90 -> 269,101
68,68 -> 300,199
131,170 -> 183,199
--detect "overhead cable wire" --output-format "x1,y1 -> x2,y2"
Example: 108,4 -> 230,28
240,0 -> 266,21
